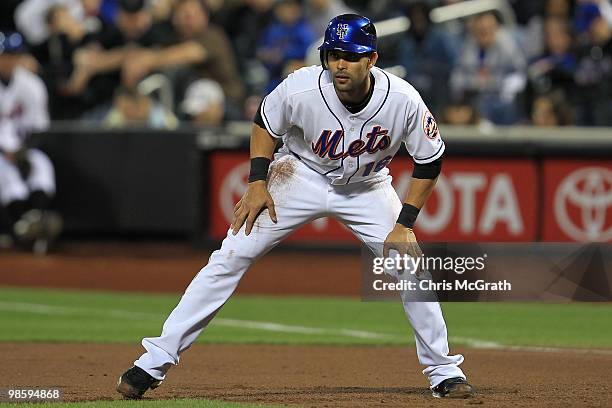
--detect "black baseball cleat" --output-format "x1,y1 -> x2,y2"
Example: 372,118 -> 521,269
431,377 -> 474,398
116,366 -> 162,399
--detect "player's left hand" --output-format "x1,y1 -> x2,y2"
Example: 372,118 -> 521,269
383,223 -> 423,264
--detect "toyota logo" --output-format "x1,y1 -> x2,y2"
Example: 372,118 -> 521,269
554,167 -> 612,242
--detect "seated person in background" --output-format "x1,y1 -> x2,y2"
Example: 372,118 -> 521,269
257,0 -> 315,92
167,0 -> 245,118
441,96 -> 494,132
530,91 -> 574,127
104,86 -> 178,129
520,0 -> 574,60
396,1 -> 459,115
527,16 -> 577,97
216,0 -> 275,96
36,3 -> 104,119
80,0 -> 245,119
63,0 -> 174,115
14,0 -> 84,46
179,79 -> 225,126
0,32 -> 62,254
573,8 -> 612,126
442,103 -> 480,126
450,12 -> 527,125
150,0 -> 178,23
219,0 -> 275,79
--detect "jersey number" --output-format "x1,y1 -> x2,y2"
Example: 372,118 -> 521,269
362,155 -> 393,177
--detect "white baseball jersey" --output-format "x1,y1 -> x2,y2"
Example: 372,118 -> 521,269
0,66 -> 50,153
260,65 -> 444,185
0,66 -> 54,205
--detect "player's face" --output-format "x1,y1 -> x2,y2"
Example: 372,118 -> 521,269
0,54 -> 21,78
327,50 -> 377,94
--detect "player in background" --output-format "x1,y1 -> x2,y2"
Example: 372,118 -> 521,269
0,31 -> 62,254
117,14 -> 474,400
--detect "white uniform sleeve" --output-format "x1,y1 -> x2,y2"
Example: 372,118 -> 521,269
403,96 -> 445,164
260,79 -> 292,138
24,74 -> 50,133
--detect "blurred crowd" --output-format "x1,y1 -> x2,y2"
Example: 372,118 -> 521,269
0,0 -> 611,128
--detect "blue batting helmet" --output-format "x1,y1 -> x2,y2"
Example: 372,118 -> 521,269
318,14 -> 377,68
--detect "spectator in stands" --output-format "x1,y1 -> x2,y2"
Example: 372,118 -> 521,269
530,90 -> 574,126
97,0 -> 120,24
450,12 -> 527,125
169,0 -> 245,117
103,86 -> 178,128
14,0 -> 84,46
215,0 -> 275,95
304,0 -> 355,37
574,0 -> 604,45
63,0 -> 174,116
151,0 -> 178,23
521,0 -> 575,60
442,101 -> 481,126
14,0 -> 105,45
527,17 -> 577,98
440,96 -> 494,133
179,79 -> 225,126
36,3 -> 104,119
93,0 -> 245,119
574,8 -> 612,125
597,0 -> 612,26
257,0 -> 315,92
0,32 -> 62,254
396,1 -> 459,115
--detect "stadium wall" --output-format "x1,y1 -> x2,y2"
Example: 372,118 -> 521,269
36,124 -> 612,243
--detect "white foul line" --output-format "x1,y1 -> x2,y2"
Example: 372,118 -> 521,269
1,301 -> 611,355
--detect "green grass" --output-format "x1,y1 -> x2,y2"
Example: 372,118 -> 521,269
0,399 -> 273,408
0,287 -> 611,348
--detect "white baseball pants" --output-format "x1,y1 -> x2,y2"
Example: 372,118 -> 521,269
0,149 -> 56,205
135,153 -> 465,387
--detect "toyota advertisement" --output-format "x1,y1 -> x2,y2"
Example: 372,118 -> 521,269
543,161 -> 612,242
209,152 -> 611,243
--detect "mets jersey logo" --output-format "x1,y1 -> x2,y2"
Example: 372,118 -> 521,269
5,103 -> 25,120
336,24 -> 349,39
423,110 -> 439,139
312,126 -> 391,160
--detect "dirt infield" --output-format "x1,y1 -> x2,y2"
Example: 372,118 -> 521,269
3,343 -> 611,407
1,242 -> 611,407
0,241 -> 362,295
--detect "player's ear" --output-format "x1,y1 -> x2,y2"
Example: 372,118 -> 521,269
368,52 -> 378,68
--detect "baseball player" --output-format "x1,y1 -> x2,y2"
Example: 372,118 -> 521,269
117,14 -> 473,400
0,31 -> 62,254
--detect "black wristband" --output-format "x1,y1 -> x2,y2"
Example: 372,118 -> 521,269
412,158 -> 442,179
248,157 -> 271,183
397,203 -> 420,228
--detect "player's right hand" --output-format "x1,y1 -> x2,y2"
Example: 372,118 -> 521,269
231,181 -> 277,236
